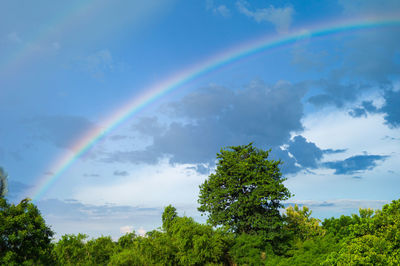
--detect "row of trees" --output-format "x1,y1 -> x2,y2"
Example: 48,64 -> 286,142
1,144 -> 399,265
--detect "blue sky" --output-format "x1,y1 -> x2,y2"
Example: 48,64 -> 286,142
1,0 -> 400,239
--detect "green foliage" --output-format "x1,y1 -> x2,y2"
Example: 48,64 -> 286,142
229,233 -> 266,265
167,215 -> 231,265
266,234 -> 340,265
108,248 -> 148,266
0,198 -> 54,265
198,143 -> 291,240
0,167 -> 8,197
86,236 -> 115,265
321,200 -> 400,265
110,207 -> 233,265
284,204 -> 325,241
54,234 -> 116,265
136,229 -> 178,265
323,234 -> 392,265
117,232 -> 136,249
53,233 -> 89,265
162,204 -> 178,232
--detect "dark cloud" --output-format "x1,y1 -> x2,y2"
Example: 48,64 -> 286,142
349,101 -> 379,118
164,85 -> 235,119
132,116 -> 164,136
315,202 -> 335,207
322,148 -> 347,154
26,115 -> 97,149
381,89 -> 400,127
83,173 -> 100,177
185,165 -> 211,175
349,107 -> 367,118
106,81 -> 306,167
270,147 -> 301,175
287,135 -> 323,168
113,170 -> 129,176
324,154 -> 388,175
346,89 -> 400,128
307,80 -> 366,108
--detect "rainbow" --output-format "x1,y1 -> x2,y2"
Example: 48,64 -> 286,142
31,15 -> 400,201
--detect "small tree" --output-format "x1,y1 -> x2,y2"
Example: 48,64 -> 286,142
283,205 -> 324,241
198,143 -> 291,240
162,205 -> 178,233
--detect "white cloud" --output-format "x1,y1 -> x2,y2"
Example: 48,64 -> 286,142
206,0 -> 231,17
120,225 -> 133,234
73,160 -> 207,210
119,225 -> 145,236
137,227 -> 146,236
283,107 -> 400,207
302,108 -> 398,156
236,1 -> 294,33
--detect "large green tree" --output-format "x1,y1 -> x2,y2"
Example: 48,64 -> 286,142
198,143 -> 291,239
0,198 -> 55,264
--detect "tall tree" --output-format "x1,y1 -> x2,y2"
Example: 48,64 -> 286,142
198,143 -> 291,240
0,167 -> 7,197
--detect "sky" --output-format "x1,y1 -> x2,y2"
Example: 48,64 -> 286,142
1,0 -> 400,239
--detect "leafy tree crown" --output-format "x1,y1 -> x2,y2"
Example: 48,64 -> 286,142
198,143 -> 291,235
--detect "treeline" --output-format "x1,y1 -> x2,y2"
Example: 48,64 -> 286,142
2,198 -> 400,265
1,145 -> 400,265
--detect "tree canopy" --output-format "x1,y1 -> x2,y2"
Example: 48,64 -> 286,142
0,167 -> 7,197
0,198 -> 54,265
198,143 -> 291,239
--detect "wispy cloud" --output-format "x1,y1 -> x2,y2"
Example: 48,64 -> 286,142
236,1 -> 294,33
37,198 -> 163,239
70,49 -> 128,80
206,0 -> 230,17
113,170 -> 129,176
